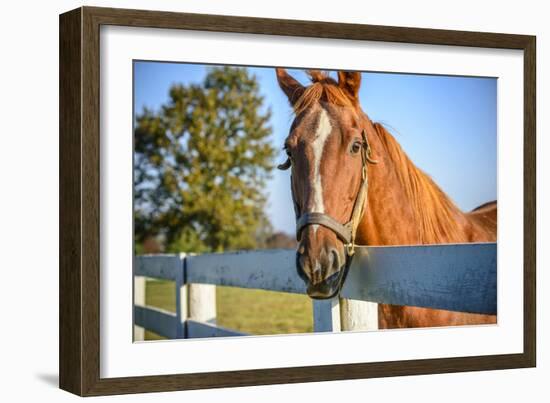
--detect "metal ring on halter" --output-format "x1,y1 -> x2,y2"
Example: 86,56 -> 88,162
345,242 -> 356,257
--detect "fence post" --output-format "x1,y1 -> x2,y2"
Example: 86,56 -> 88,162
187,253 -> 216,326
188,285 -> 217,324
313,297 -> 341,332
133,276 -> 146,341
175,253 -> 187,338
340,299 -> 379,331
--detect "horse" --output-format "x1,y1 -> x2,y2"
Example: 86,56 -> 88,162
275,68 -> 497,328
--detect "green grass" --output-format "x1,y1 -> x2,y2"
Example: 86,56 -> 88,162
143,280 -> 312,340
216,286 -> 313,335
143,280 -> 176,341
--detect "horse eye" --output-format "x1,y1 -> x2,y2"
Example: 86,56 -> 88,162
350,141 -> 362,154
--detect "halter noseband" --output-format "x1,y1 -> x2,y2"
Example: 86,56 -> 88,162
278,129 -> 377,257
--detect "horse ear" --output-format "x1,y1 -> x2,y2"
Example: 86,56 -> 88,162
276,68 -> 305,106
337,71 -> 361,101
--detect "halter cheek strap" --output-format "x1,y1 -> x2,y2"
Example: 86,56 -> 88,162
279,129 -> 377,257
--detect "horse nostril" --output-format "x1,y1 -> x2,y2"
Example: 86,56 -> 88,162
330,249 -> 341,271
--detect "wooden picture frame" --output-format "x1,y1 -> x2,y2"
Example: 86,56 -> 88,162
59,6 -> 536,396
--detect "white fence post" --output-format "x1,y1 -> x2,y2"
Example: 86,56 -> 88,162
340,299 -> 379,331
133,276 -> 146,341
187,251 -> 216,326
188,284 -> 217,324
313,297 -> 341,332
176,253 -> 187,338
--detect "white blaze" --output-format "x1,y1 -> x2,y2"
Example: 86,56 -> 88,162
310,108 -> 332,235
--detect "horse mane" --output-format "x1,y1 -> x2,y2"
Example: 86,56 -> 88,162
293,70 -> 356,115
290,71 -> 468,243
372,122 -> 468,244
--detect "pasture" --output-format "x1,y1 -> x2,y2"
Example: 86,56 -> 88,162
144,280 -> 312,340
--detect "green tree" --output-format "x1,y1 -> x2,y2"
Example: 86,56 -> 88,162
134,66 -> 275,253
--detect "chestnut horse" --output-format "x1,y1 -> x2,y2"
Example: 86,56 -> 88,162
276,68 -> 497,328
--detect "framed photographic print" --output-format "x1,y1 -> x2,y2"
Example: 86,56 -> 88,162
59,6 -> 536,396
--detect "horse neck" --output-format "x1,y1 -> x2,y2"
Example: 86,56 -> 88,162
356,118 -> 469,246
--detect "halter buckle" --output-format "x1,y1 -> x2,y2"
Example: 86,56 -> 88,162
345,242 -> 355,257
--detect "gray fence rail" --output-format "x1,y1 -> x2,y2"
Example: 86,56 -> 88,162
133,243 -> 497,340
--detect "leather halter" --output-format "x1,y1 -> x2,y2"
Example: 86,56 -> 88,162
278,129 -> 377,256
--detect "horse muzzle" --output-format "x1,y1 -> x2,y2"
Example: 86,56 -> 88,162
296,248 -> 351,299
305,268 -> 348,299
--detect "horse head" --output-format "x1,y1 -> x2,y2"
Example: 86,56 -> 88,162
276,68 -> 376,299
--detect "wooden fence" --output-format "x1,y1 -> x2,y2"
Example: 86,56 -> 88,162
133,243 -> 497,340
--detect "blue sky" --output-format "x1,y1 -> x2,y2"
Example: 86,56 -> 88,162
134,61 -> 497,234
